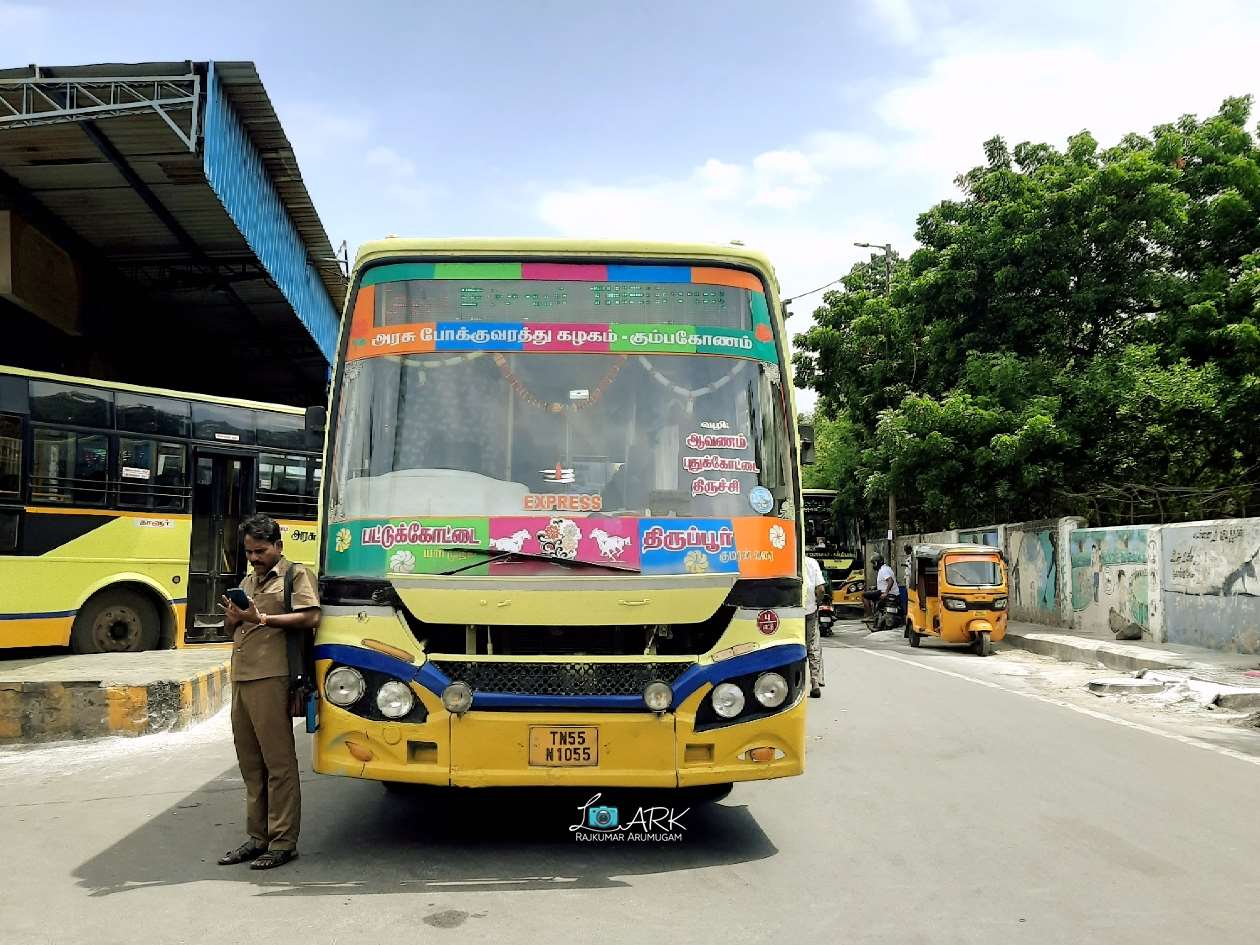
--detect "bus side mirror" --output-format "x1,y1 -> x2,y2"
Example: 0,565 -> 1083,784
305,405 -> 327,436
799,423 -> 816,465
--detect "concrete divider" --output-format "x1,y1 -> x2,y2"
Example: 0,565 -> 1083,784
0,651 -> 230,744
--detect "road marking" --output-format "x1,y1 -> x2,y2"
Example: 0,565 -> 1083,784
414,877 -> 578,886
841,643 -> 1260,769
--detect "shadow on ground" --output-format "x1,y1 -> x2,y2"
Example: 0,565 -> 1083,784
73,749 -> 778,898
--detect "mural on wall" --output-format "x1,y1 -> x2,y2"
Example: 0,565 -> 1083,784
1007,527 -> 1058,619
1070,527 -> 1149,638
1160,521 -> 1260,654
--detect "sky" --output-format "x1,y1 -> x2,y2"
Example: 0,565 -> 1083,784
3,0 -> 1258,408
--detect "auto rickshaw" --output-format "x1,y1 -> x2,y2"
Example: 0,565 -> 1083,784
906,543 -> 1008,656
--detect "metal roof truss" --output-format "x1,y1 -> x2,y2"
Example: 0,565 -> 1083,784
0,74 -> 200,150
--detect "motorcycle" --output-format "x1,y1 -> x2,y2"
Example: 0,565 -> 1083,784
817,602 -> 835,637
871,594 -> 904,634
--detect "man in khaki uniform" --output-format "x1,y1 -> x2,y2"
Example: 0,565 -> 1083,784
217,514 -> 320,871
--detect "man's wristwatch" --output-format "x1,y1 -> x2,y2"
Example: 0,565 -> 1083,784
258,612 -> 269,627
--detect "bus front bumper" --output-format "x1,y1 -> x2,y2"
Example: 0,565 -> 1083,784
312,688 -> 805,789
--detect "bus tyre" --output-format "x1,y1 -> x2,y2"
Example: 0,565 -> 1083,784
974,630 -> 991,658
70,589 -> 160,654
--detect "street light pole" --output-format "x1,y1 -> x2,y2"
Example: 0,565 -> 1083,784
855,240 -> 896,561
854,241 -> 893,296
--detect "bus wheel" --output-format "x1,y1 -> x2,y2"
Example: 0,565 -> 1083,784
70,590 -> 160,654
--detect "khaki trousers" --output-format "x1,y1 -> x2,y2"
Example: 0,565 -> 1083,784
805,612 -> 824,688
231,676 -> 300,851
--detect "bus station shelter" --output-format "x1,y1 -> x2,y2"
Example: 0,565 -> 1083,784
0,61 -> 345,406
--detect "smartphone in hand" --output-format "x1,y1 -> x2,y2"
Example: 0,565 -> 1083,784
224,588 -> 251,610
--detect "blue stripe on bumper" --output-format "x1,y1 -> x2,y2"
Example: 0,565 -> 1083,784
313,641 -> 807,710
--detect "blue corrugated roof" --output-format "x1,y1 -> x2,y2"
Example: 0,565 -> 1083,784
202,63 -> 339,363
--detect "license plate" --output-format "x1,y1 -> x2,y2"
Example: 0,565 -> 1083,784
528,726 -> 598,767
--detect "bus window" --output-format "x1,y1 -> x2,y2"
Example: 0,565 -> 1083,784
258,453 -> 314,519
192,403 -> 256,445
30,382 -> 112,427
0,415 -> 20,497
153,443 -> 188,511
116,392 -> 190,438
31,429 -> 109,506
118,439 -> 189,511
256,411 -> 307,451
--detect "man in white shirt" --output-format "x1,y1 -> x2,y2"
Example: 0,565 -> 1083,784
804,555 -> 827,698
863,554 -> 900,617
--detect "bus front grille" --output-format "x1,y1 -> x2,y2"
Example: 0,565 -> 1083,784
429,660 -> 693,697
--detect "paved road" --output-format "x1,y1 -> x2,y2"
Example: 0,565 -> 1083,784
3,627 -> 1259,945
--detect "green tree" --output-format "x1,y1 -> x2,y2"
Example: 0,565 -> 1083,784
793,96 -> 1260,533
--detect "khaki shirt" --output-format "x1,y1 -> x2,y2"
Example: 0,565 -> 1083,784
231,557 -> 320,682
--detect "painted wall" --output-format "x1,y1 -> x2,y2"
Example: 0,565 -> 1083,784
1069,526 -> 1150,638
1158,519 -> 1260,654
1005,518 -> 1082,626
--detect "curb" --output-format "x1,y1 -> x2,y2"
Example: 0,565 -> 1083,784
1215,691 -> 1260,710
0,662 -> 229,745
1003,632 -> 1260,708
1003,631 -> 1183,674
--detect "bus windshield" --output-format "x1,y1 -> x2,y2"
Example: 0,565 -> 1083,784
332,266 -> 792,517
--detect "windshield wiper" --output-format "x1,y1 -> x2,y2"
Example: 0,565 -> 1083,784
433,546 -> 641,576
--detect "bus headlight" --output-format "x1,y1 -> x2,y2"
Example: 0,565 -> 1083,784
753,672 -> 788,708
711,682 -> 746,719
442,681 -> 474,715
325,666 -> 365,707
943,597 -> 967,611
643,681 -> 673,712
376,680 -> 415,719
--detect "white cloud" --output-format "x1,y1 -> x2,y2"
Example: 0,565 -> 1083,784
865,0 -> 921,45
805,131 -> 888,170
695,158 -> 745,200
537,128 -> 886,245
752,149 -> 823,188
277,102 -> 427,229
879,0 -> 1260,185
534,0 -> 1260,404
749,185 -> 811,210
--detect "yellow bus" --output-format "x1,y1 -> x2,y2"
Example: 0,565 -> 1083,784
312,239 -> 810,794
802,487 -> 864,608
0,365 -> 321,652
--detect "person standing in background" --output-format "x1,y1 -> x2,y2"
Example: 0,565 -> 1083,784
804,554 -> 827,698
901,543 -> 913,614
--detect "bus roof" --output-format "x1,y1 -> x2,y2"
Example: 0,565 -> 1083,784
351,238 -> 781,296
0,363 -> 306,415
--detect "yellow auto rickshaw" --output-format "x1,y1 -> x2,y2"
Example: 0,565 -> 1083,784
907,544 -> 1008,656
